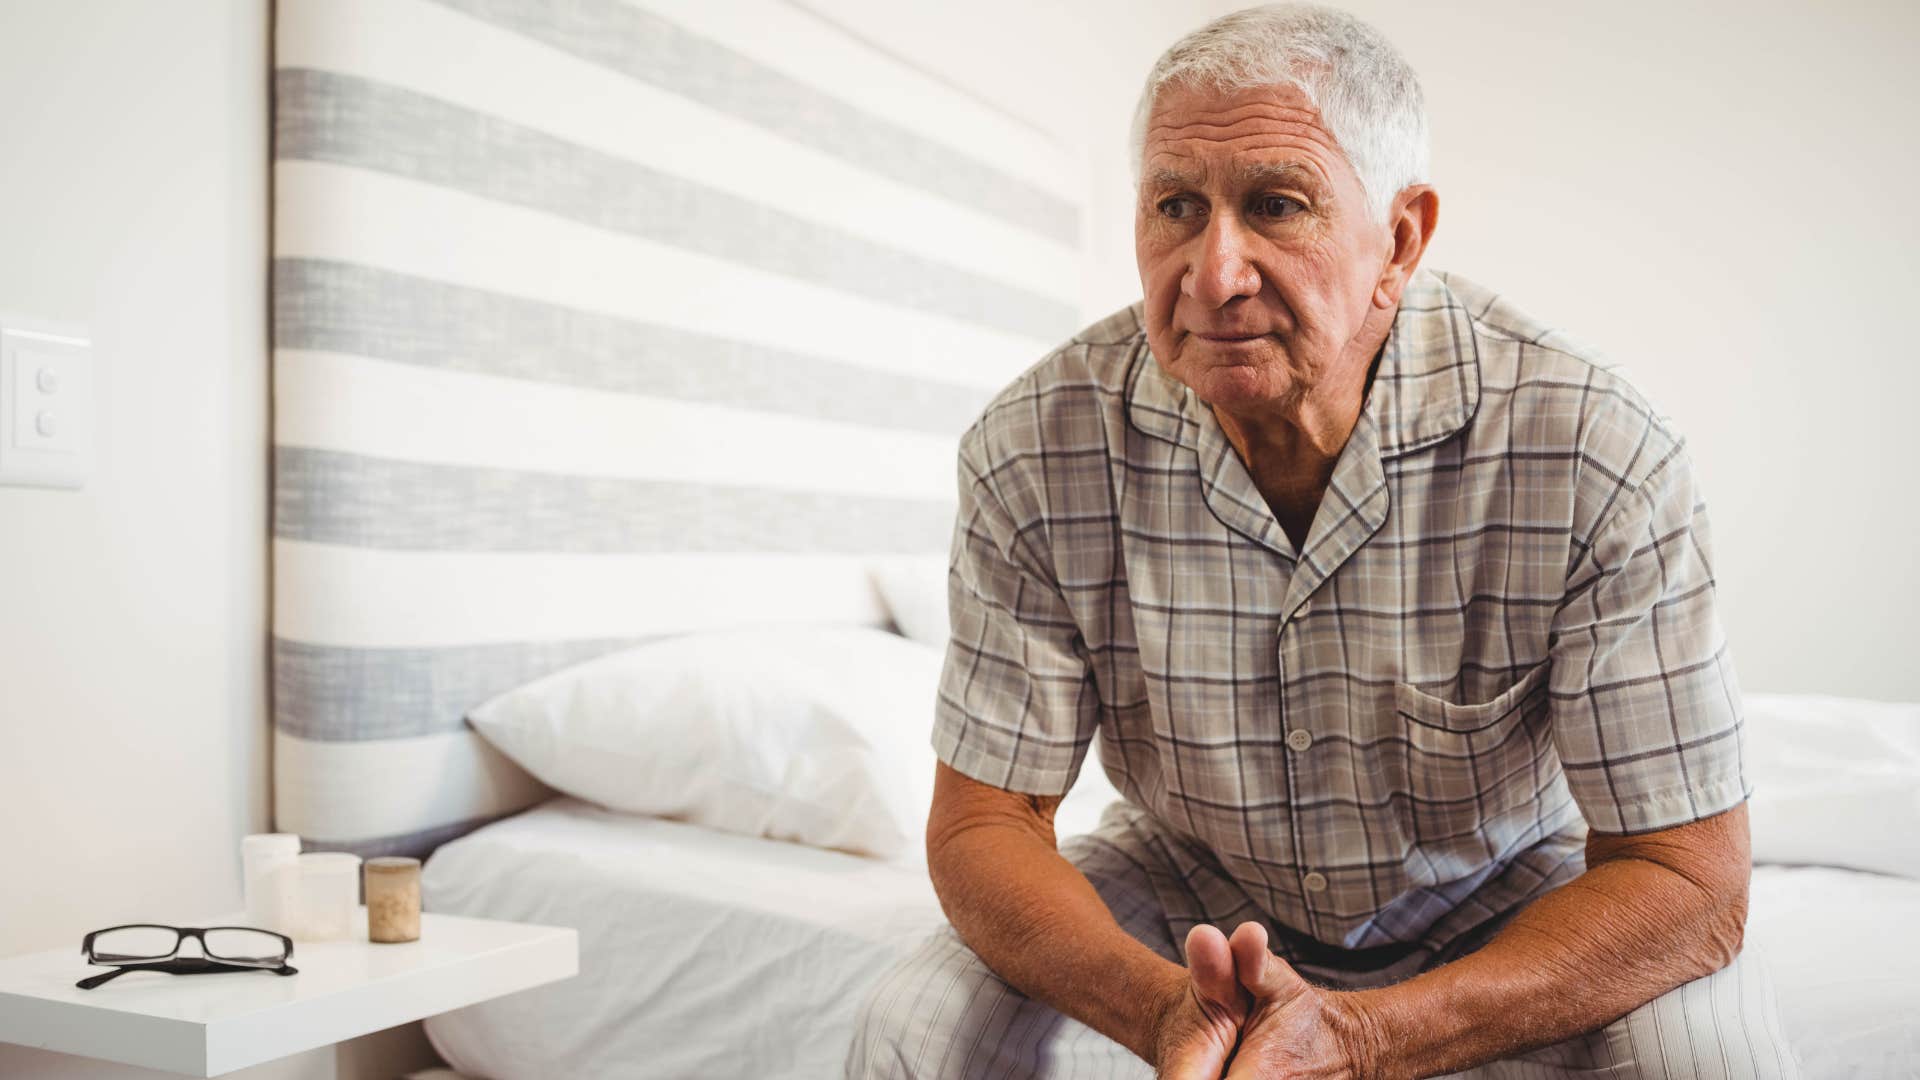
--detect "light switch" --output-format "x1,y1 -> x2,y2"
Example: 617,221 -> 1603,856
12,339 -> 85,454
0,318 -> 92,490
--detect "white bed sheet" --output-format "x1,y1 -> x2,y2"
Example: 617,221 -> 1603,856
1746,864 -> 1920,1077
420,797 -> 947,1079
422,798 -> 1920,1079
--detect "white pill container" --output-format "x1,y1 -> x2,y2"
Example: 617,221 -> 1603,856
288,852 -> 363,942
240,833 -> 302,934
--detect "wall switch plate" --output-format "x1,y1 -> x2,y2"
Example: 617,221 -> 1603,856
0,317 -> 93,490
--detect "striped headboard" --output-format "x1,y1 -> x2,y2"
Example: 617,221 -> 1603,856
271,0 -> 1087,858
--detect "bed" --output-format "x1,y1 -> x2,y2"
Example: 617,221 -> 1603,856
415,796 -> 1920,1079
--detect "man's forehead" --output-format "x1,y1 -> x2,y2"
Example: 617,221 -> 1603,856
1141,81 -> 1343,186
1146,79 -> 1325,134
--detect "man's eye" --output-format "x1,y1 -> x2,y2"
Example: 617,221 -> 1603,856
1158,196 -> 1203,221
1254,195 -> 1304,219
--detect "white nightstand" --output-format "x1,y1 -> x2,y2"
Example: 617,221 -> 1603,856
0,908 -> 577,1077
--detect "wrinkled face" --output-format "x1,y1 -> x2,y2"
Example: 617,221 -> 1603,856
1135,80 -> 1393,415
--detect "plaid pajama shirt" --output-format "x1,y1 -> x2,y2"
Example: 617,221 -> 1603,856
932,267 -> 1748,957
848,268 -> 1795,1078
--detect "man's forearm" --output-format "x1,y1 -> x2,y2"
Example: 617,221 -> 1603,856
927,814 -> 1187,1064
1345,851 -> 1748,1079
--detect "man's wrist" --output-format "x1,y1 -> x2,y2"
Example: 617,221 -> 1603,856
1329,987 -> 1400,1080
1339,973 -> 1482,1080
1139,961 -> 1197,1069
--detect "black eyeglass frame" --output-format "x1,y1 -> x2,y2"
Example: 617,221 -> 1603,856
77,924 -> 298,990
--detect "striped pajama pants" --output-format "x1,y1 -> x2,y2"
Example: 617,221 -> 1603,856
846,826 -> 1801,1080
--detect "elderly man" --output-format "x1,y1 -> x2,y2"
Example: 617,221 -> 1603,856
848,5 -> 1798,1078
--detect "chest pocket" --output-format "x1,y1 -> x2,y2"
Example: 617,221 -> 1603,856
1391,661 -> 1555,845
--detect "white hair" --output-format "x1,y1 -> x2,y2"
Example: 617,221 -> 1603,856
1130,3 -> 1430,224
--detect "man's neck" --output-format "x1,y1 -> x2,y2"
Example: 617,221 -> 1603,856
1210,314 -> 1393,549
1221,326 -> 1390,495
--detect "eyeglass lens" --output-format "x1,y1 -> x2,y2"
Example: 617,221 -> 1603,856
89,926 -> 181,962
90,926 -> 289,964
201,929 -> 289,963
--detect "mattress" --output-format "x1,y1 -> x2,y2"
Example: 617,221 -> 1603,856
422,798 -> 1920,1079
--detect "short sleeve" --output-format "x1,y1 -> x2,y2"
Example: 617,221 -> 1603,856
1547,446 -> 1749,835
930,435 -> 1099,796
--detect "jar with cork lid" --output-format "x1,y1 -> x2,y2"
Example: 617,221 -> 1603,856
364,856 -> 422,943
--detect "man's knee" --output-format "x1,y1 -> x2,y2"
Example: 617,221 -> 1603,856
1482,948 -> 1800,1079
846,925 -> 1019,1080
1591,949 -> 1801,1080
847,922 -> 1154,1080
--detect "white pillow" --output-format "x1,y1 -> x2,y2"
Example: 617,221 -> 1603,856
868,554 -> 950,650
1743,693 -> 1920,879
468,622 -> 1128,862
469,626 -> 945,860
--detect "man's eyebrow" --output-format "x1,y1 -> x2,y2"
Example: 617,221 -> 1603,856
1141,166 -> 1201,190
1236,161 -> 1321,188
1140,162 -> 1323,190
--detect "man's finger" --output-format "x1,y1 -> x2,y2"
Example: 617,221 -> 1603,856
1227,920 -> 1304,1003
1182,923 -> 1239,1011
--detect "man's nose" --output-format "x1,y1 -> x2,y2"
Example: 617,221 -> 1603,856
1183,214 -> 1261,307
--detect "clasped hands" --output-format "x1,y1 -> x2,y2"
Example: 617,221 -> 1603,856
1150,922 -> 1384,1080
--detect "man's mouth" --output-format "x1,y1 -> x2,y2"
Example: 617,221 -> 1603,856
1191,331 -> 1268,343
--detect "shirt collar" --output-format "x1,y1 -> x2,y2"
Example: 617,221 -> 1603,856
1124,268 -> 1482,461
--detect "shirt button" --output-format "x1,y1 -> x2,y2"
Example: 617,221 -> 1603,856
1285,728 -> 1313,752
1303,871 -> 1328,893
1297,599 -> 1313,617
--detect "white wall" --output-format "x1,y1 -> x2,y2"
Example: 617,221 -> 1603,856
804,0 -> 1920,704
0,0 -> 271,1071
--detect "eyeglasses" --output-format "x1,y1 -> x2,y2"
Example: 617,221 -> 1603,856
77,924 -> 297,990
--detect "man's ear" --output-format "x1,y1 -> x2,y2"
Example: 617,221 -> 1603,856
1373,185 -> 1439,309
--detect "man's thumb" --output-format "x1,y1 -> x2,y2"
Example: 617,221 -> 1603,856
1227,921 -> 1307,1003
1182,923 -> 1241,1011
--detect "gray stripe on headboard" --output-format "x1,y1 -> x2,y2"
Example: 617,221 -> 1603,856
275,69 -> 1077,342
274,447 -> 958,553
428,0 -> 1081,248
273,259 -> 991,436
303,813 -> 519,861
274,636 -> 646,741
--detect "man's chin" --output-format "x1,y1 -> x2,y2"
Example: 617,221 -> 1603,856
1180,360 -> 1296,412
